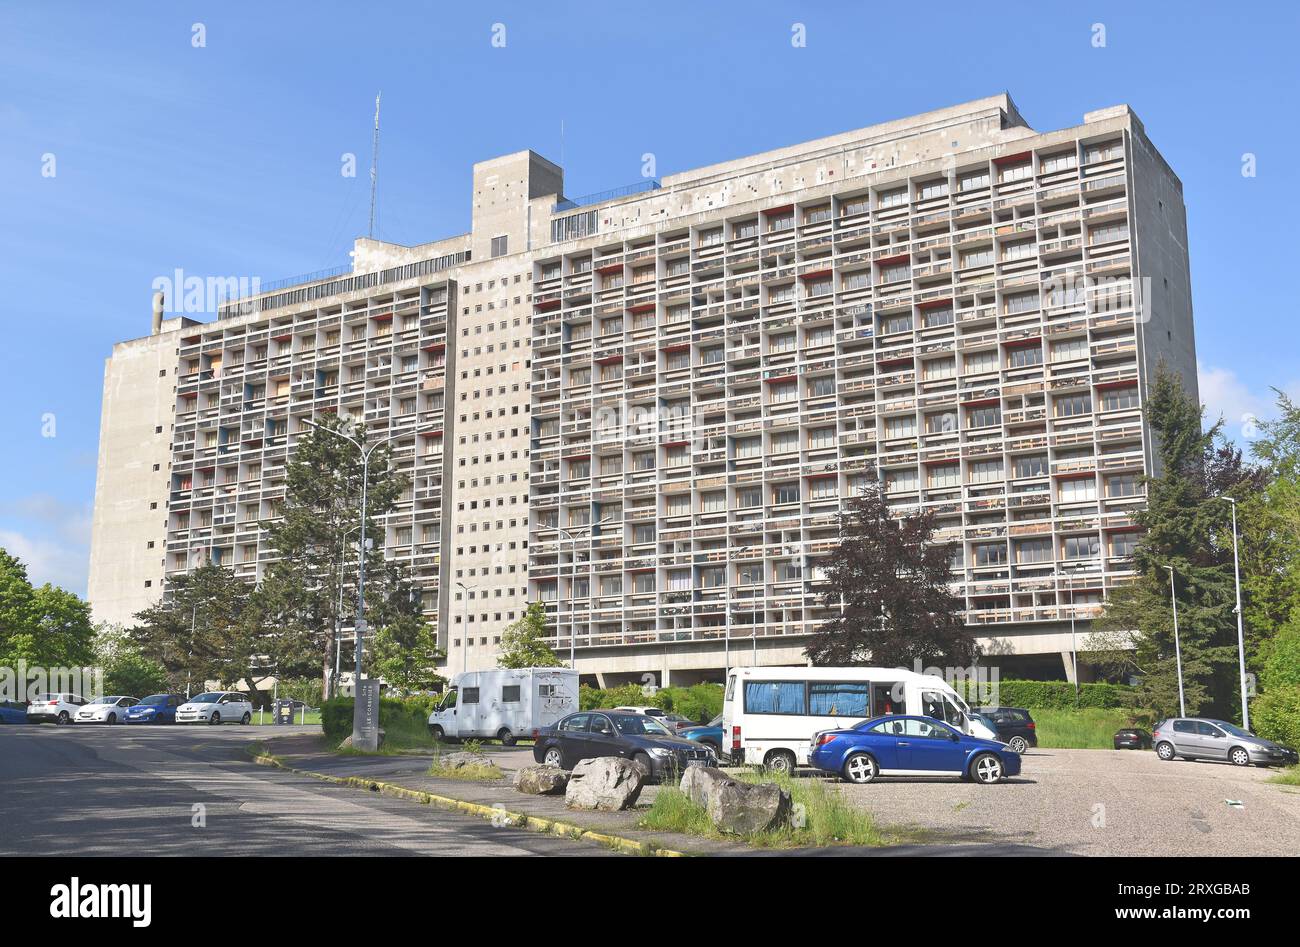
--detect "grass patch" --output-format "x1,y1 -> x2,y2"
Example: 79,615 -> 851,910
1028,706 -> 1153,749
639,770 -> 903,848
253,710 -> 321,727
1267,766 -> 1300,786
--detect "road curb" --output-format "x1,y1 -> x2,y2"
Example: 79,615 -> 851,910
250,753 -> 685,857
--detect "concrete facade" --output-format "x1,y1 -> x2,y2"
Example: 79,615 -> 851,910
88,94 -> 1196,685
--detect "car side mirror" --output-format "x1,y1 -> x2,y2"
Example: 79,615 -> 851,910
950,732 -> 961,741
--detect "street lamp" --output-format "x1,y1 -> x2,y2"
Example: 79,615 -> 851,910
1216,496 -> 1250,730
302,418 -> 401,747
1164,565 -> 1187,717
1056,570 -> 1078,703
555,517 -> 615,670
455,581 -> 475,675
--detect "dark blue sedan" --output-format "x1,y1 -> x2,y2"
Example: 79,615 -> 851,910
123,693 -> 184,724
0,700 -> 30,725
810,715 -> 1021,785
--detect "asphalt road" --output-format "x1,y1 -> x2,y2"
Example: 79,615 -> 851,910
0,724 -> 606,856
831,746 -> 1300,856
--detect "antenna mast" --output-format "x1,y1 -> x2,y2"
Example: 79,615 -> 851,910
368,92 -> 382,239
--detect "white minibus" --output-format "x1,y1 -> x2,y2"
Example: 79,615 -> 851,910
721,665 -> 997,774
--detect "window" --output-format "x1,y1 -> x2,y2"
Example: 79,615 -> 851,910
999,161 -> 1033,183
884,416 -> 916,439
1050,338 -> 1088,362
1001,239 -> 1036,262
885,469 -> 918,493
880,264 -> 910,284
1040,151 -> 1078,174
462,688 -> 480,704
809,478 -> 838,500
735,436 -> 761,458
744,682 -> 805,715
770,382 -> 797,404
772,483 -> 800,505
700,491 -> 726,513
1055,394 -> 1092,418
1014,455 -> 1049,478
916,180 -> 948,201
974,543 -> 1007,566
922,357 -> 956,380
1058,478 -> 1098,503
882,314 -> 912,334
1003,290 -> 1039,314
928,464 -> 960,488
877,187 -> 907,209
922,307 -> 954,328
1100,386 -> 1139,412
959,169 -> 990,191
502,685 -> 520,703
969,459 -> 1003,484
967,405 -> 1001,428
1015,538 -> 1053,563
1063,535 -> 1101,559
633,572 -> 656,594
809,682 -> 870,716
808,427 -> 837,449
807,376 -> 835,398
1106,473 -> 1141,498
960,248 -> 994,269
925,408 -> 956,434
1006,344 -> 1043,368
963,350 -> 998,374
1110,532 -> 1138,558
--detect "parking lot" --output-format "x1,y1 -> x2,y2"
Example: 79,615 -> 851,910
828,747 -> 1300,856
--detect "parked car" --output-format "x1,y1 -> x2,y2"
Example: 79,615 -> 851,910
124,693 -> 185,725
809,714 -> 1021,785
975,707 -> 1038,754
75,696 -> 139,724
0,700 -> 30,724
679,714 -> 725,758
1153,718 -> 1299,767
176,692 -> 254,725
27,693 -> 89,724
1113,727 -> 1152,750
533,710 -> 716,782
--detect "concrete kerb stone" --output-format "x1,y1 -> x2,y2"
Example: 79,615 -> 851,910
250,752 -> 684,857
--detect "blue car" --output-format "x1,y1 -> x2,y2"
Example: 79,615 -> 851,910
123,693 -> 184,724
678,714 -> 725,759
0,700 -> 30,724
810,714 -> 1021,785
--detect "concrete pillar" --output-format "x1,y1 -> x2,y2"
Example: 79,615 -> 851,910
594,672 -> 607,689
1060,651 -> 1077,684
660,667 -> 671,689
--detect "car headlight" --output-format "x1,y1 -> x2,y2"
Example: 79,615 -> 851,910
647,747 -> 673,758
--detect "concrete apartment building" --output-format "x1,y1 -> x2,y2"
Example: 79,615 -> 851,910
88,94 -> 1197,687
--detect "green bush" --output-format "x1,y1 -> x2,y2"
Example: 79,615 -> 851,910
1252,686 -> 1300,748
320,695 -> 432,747
576,682 -> 723,722
958,678 -> 1136,710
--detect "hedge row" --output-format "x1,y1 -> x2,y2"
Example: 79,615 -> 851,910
1252,686 -> 1300,747
578,683 -> 723,723
957,678 -> 1137,710
320,695 -> 436,744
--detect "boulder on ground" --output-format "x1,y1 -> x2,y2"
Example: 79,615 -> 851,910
705,778 -> 792,835
513,764 -> 570,795
564,757 -> 645,811
679,764 -> 734,808
440,751 -> 498,772
338,728 -> 385,750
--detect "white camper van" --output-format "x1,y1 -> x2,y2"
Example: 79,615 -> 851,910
722,666 -> 997,774
427,667 -> 578,745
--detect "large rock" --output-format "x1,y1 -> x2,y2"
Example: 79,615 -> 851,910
679,765 -> 734,808
706,778 -> 793,835
440,751 -> 498,772
565,757 -> 646,811
513,764 -> 570,795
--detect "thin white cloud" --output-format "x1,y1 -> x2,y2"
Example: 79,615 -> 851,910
0,528 -> 88,597
1197,363 -> 1300,439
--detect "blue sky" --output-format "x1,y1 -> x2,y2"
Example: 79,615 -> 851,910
1,1 -> 1297,595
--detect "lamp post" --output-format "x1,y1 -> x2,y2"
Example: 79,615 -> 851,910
1216,496 -> 1250,730
1056,570 -> 1078,703
302,418 -> 400,747
1164,565 -> 1187,717
455,581 -> 475,675
556,518 -> 614,670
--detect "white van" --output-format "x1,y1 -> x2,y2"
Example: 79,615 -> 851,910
427,667 -> 578,745
721,666 -> 997,774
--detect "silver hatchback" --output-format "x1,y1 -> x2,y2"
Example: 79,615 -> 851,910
1152,718 -> 1299,767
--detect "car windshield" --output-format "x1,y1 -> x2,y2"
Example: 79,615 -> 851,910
87,697 -> 115,705
612,715 -> 672,736
191,693 -> 221,703
140,695 -> 170,705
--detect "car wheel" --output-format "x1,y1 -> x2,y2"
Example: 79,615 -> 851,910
543,746 -> 564,768
843,752 -> 879,784
497,727 -> 516,746
632,751 -> 654,781
430,725 -> 446,742
241,712 -> 251,725
209,712 -> 221,726
1229,746 -> 1251,767
106,713 -> 116,725
763,749 -> 797,776
57,711 -> 69,725
1008,736 -> 1028,754
1156,741 -> 1176,761
970,752 -> 1004,784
